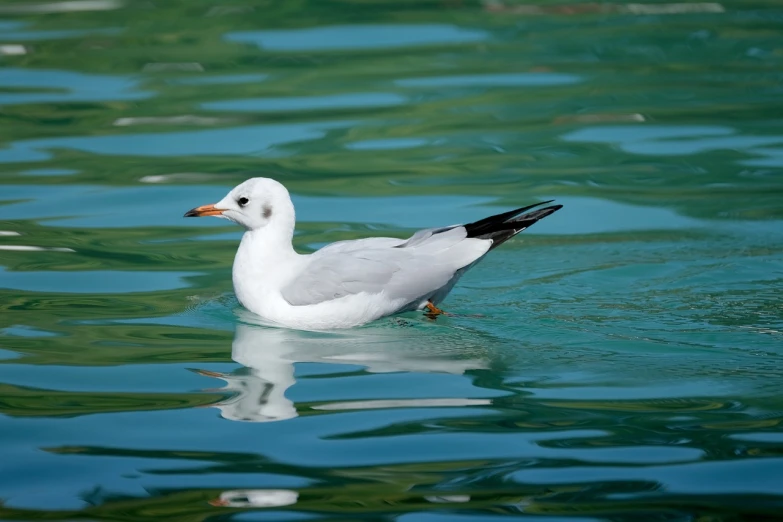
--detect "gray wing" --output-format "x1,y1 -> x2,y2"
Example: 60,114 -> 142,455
280,227 -> 488,306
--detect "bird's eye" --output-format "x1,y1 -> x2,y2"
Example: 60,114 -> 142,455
238,197 -> 249,207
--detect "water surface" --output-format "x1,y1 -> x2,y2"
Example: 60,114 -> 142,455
1,1 -> 782,520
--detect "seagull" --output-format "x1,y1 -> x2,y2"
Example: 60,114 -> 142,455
185,178 -> 561,330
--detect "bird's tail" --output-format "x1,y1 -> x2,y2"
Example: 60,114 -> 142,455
464,200 -> 562,250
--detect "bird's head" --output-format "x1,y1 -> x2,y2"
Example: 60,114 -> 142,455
184,177 -> 292,231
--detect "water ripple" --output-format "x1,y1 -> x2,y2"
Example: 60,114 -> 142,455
226,24 -> 489,51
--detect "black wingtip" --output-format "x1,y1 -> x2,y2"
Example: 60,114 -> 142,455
479,204 -> 562,233
465,200 -> 560,238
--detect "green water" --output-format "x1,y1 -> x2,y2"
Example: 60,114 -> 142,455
1,1 -> 782,520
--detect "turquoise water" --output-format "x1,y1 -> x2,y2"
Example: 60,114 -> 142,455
1,1 -> 782,519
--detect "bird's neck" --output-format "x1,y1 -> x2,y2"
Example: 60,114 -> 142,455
236,224 -> 297,267
233,224 -> 299,304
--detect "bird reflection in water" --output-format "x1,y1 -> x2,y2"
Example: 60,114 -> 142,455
195,313 -> 490,422
209,489 -> 299,507
208,488 -> 472,509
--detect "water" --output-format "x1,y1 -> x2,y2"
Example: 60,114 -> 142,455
1,1 -> 782,519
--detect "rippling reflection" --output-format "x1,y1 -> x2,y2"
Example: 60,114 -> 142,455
226,24 -> 488,51
0,121 -> 352,163
210,488 -> 298,508
0,67 -> 149,106
199,317 -> 490,422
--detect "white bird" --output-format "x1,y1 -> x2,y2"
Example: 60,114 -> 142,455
185,178 -> 561,330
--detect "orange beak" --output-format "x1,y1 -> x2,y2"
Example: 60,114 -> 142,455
184,204 -> 225,218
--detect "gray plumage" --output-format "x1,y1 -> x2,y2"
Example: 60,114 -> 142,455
281,201 -> 562,308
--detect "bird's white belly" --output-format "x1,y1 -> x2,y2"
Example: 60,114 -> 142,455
237,288 -> 411,330
233,262 -> 460,330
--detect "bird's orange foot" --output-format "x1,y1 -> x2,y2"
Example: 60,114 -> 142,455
423,302 -> 486,320
424,301 -> 450,320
